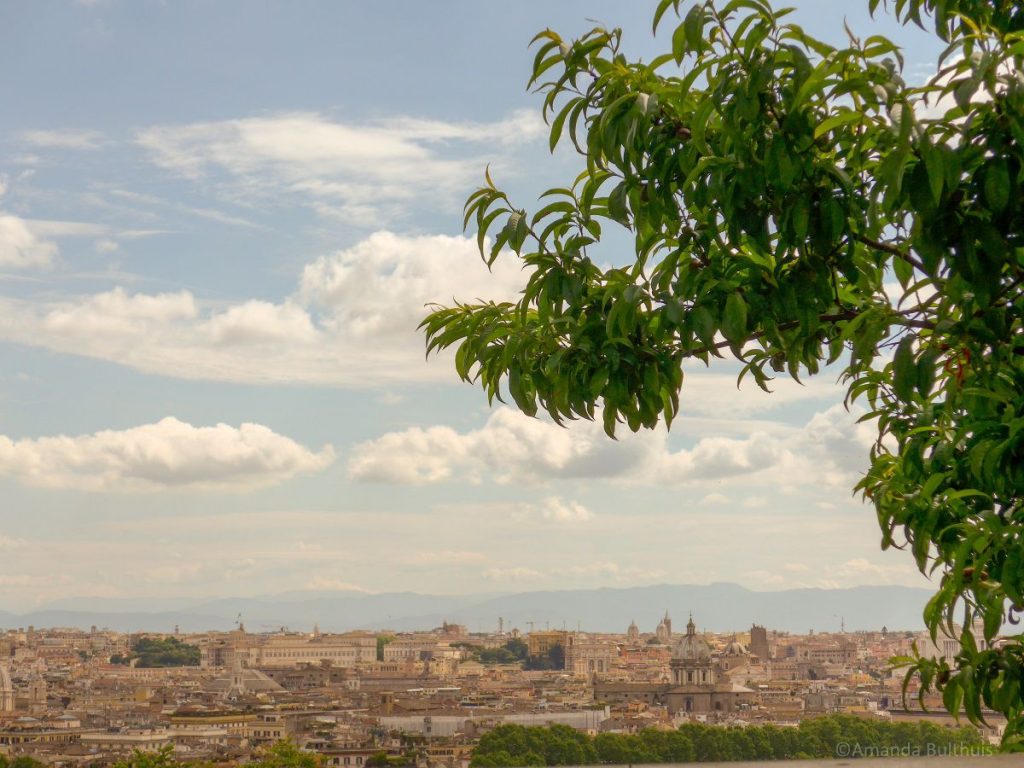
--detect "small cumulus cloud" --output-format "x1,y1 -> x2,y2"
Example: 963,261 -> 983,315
539,497 -> 593,522
19,129 -> 106,150
0,417 -> 334,492
0,214 -> 58,268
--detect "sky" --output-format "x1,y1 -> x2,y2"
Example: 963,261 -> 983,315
0,0 -> 949,613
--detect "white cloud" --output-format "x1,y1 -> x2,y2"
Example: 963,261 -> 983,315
349,403 -> 873,489
19,129 -> 105,150
204,300 -> 317,346
507,497 -> 594,524
136,111 -> 544,223
0,417 -> 334,491
0,231 -> 525,386
539,497 -> 593,522
0,214 -> 58,268
299,230 -> 524,341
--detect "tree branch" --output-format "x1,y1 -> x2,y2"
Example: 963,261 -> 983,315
855,233 -> 928,274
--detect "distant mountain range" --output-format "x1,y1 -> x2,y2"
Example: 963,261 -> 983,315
0,583 -> 933,635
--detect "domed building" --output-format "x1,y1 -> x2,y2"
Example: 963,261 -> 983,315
655,611 -> 672,643
596,614 -> 757,716
663,616 -> 756,714
670,616 -> 715,685
626,620 -> 640,644
718,636 -> 750,672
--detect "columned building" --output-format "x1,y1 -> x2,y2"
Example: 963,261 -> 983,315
0,666 -> 14,713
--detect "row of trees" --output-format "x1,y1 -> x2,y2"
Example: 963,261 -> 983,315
110,741 -> 321,768
469,717 -> 989,766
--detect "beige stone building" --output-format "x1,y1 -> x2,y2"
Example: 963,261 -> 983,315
564,638 -> 616,677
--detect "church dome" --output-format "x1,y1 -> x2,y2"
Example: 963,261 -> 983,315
724,640 -> 748,656
672,616 -> 711,661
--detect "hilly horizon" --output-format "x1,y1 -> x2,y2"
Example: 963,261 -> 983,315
0,582 -> 933,635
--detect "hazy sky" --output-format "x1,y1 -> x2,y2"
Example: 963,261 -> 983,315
0,0 -> 947,611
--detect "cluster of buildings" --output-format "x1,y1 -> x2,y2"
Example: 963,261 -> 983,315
0,615 -> 1004,767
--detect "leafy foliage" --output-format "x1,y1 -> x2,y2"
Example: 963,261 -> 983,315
423,0 -> 1024,747
525,643 -> 566,670
109,741 -> 317,768
112,745 -> 181,768
469,717 -> 987,766
377,635 -> 395,662
480,638 -> 532,664
0,757 -> 48,768
130,636 -> 200,668
249,740 -> 321,768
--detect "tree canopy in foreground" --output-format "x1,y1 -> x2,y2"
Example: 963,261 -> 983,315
469,718 -> 988,766
422,0 -> 1024,748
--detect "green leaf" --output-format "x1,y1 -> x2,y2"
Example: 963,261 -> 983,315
921,141 -> 945,205
652,0 -> 677,33
813,110 -> 863,139
892,337 -> 916,402
683,5 -> 704,53
917,348 -> 940,398
721,292 -> 748,345
984,159 -> 1010,212
608,181 -> 630,227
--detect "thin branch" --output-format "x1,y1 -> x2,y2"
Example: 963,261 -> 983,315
855,233 -> 929,274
